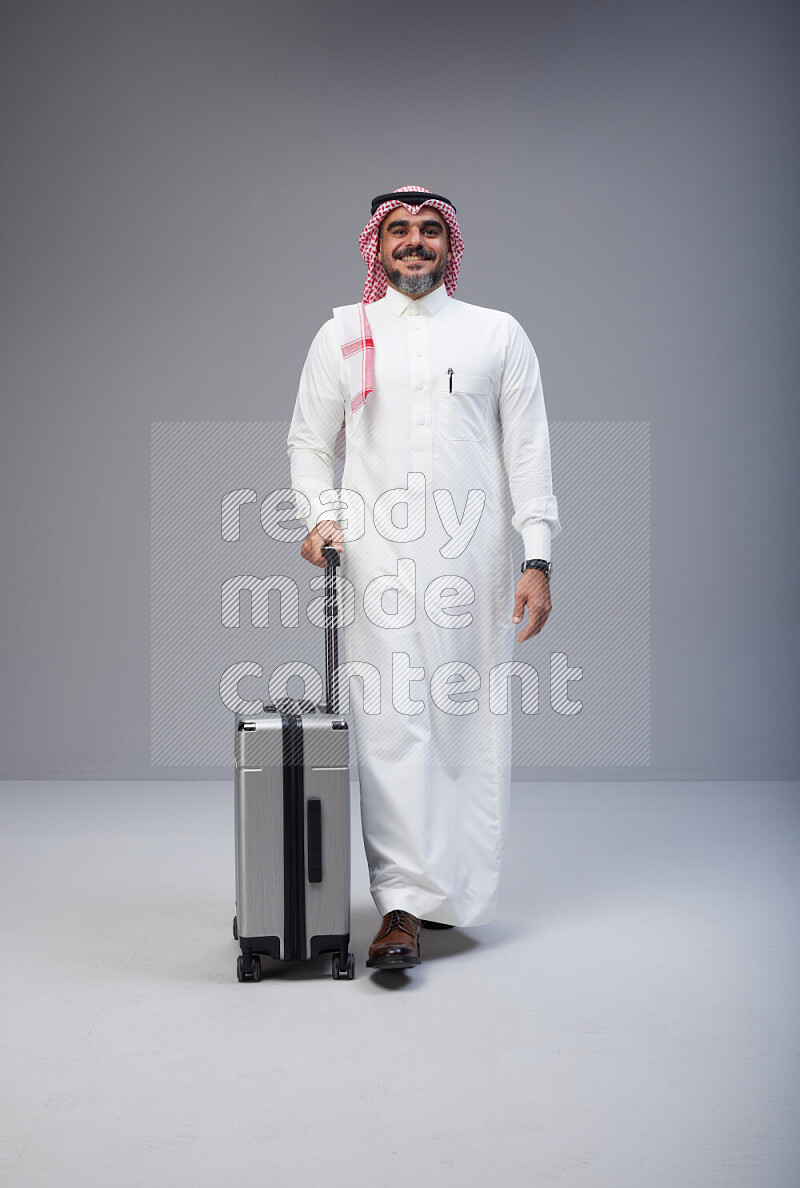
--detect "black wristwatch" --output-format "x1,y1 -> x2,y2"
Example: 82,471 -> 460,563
521,559 -> 552,579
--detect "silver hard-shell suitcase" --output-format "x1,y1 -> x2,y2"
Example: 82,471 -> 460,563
233,546 -> 354,981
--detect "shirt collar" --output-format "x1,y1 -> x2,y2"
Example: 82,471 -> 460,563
384,284 -> 450,318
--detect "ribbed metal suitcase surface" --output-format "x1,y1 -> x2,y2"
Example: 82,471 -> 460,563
233,706 -> 352,979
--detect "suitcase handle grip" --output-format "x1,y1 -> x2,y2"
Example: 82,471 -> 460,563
321,543 -> 341,713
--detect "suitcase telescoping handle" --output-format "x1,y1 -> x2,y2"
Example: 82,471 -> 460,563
321,544 -> 341,715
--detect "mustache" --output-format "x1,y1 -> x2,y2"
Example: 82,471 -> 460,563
393,245 -> 436,261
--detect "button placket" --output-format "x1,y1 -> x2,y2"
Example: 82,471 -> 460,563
407,313 -> 431,478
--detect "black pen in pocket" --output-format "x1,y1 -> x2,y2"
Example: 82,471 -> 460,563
447,368 -> 453,393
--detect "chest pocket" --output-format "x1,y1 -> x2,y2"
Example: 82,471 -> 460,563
439,373 -> 491,442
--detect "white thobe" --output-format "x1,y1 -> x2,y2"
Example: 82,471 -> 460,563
287,284 -> 561,926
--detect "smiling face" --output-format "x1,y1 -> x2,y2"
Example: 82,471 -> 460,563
378,205 -> 451,298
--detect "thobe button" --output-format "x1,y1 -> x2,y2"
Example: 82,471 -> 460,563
415,382 -> 424,390
415,350 -> 423,358
417,417 -> 426,426
407,306 -> 420,317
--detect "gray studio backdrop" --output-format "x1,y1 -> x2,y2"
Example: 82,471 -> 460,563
1,0 -> 797,780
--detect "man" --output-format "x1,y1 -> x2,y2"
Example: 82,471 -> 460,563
287,185 -> 560,971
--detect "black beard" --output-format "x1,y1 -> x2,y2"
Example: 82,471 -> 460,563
382,255 -> 447,297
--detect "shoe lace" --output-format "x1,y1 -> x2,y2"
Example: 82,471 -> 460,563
382,909 -> 416,939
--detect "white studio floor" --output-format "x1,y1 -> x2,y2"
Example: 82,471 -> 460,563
1,779 -> 798,1188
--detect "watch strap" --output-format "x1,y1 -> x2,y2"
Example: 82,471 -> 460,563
521,559 -> 552,579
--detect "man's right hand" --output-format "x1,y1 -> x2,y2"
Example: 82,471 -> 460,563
301,519 -> 344,568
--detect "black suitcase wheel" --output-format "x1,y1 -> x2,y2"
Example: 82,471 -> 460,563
236,955 -> 246,982
232,915 -> 238,940
332,952 -> 355,980
251,955 -> 262,982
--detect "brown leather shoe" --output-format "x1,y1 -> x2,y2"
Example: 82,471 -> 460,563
366,909 -> 422,969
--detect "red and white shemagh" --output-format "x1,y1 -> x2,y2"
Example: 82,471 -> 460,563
332,301 -> 374,422
358,183 -> 464,305
334,186 -> 464,433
